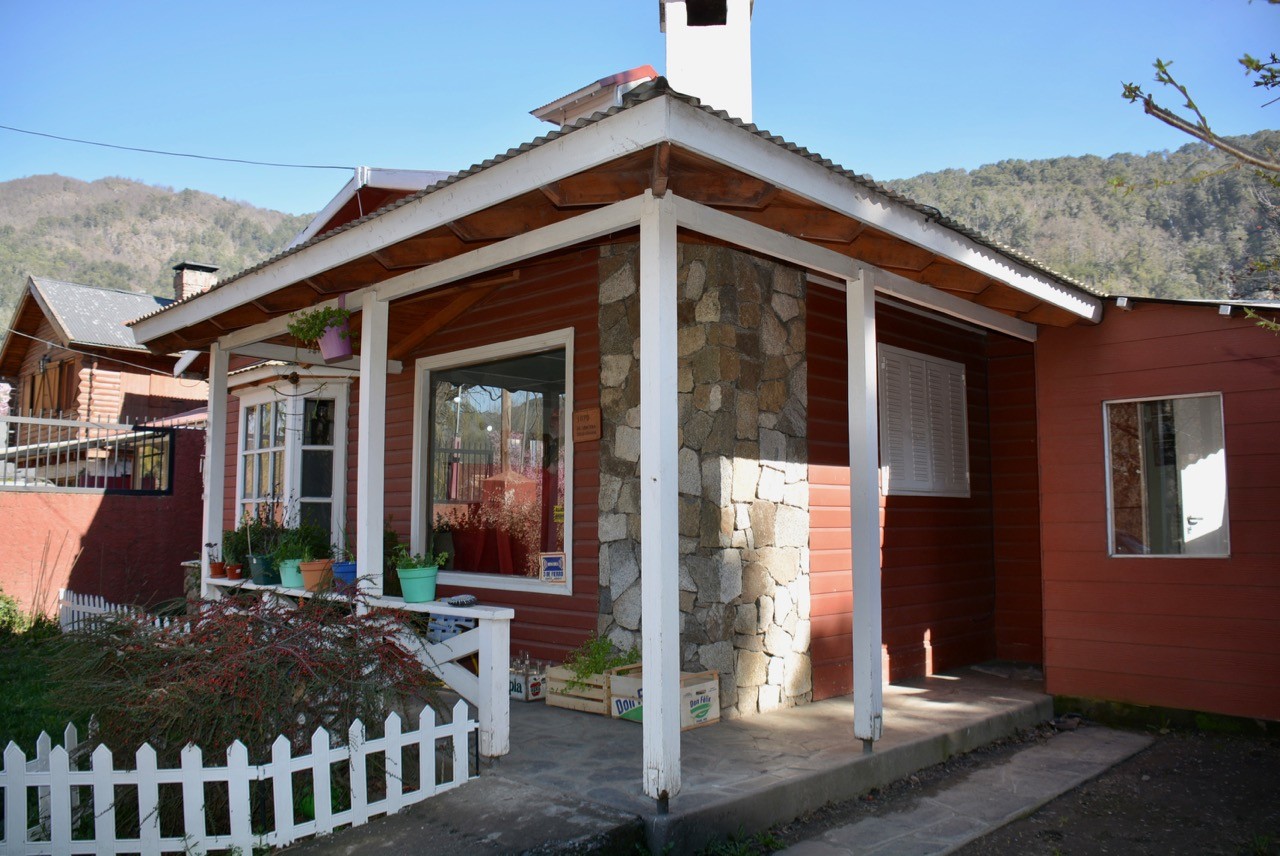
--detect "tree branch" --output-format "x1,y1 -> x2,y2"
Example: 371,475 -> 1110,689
1140,97 -> 1280,173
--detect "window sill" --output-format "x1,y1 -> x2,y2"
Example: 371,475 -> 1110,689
436,569 -> 572,596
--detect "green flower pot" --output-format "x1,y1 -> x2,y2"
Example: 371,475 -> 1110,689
277,558 -> 304,588
397,565 -> 438,603
248,555 -> 280,585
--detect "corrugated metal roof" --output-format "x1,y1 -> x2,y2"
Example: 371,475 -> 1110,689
130,77 -> 1099,328
31,278 -> 171,350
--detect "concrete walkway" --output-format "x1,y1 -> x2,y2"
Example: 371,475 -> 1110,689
283,668 -> 1094,854
778,726 -> 1152,855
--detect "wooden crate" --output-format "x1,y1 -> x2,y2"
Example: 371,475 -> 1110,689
608,666 -> 721,730
544,665 -> 611,715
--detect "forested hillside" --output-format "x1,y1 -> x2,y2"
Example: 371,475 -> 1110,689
0,175 -> 311,320
889,130 -> 1280,300
0,132 -> 1276,328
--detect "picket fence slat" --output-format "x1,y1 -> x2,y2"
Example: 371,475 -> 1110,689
1,704 -> 476,855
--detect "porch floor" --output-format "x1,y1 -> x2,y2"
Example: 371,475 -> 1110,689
285,666 -> 1053,854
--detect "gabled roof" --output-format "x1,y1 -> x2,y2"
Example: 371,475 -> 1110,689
130,78 -> 1104,353
29,277 -> 171,350
0,277 -> 172,377
531,65 -> 659,127
287,167 -> 456,251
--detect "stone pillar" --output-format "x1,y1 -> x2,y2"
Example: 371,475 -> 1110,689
597,242 -> 810,718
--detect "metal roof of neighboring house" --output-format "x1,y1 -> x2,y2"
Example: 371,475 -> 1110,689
129,77 -> 1101,336
29,277 -> 171,350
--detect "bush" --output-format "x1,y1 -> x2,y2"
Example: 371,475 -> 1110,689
47,593 -> 439,764
0,587 -> 27,635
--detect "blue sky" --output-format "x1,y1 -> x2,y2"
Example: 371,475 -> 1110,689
0,1 -> 1274,215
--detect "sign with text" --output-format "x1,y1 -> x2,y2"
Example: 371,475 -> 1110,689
573,407 -> 602,443
539,552 -> 567,584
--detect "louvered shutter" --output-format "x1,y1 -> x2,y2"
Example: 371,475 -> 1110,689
877,345 -> 969,497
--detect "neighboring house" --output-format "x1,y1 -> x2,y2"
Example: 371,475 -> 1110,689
0,264 -> 213,610
127,0 -> 1277,800
0,265 -> 212,423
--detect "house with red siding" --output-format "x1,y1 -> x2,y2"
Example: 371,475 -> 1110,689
128,0 -> 1278,799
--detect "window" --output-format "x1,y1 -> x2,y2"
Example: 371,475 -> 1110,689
1105,393 -> 1228,557
412,329 -> 573,595
234,380 -> 348,540
877,344 -> 969,497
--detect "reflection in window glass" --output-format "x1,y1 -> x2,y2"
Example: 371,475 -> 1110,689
1107,394 -> 1228,556
427,349 -> 566,576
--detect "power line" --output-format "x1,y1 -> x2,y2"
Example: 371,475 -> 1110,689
0,123 -> 355,171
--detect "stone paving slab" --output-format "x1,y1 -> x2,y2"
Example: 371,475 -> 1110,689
778,726 -> 1153,856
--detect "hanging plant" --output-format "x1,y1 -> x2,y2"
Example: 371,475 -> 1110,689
287,305 -> 353,348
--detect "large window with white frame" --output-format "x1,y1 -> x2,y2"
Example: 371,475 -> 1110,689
412,329 -> 573,595
234,379 -> 349,541
877,344 -> 970,497
1105,392 -> 1229,557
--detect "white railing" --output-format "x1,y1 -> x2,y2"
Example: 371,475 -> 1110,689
206,580 -> 514,759
1,703 -> 475,854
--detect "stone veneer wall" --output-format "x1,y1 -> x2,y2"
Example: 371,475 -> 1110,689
596,242 -> 811,718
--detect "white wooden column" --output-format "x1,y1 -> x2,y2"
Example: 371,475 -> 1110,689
201,342 -> 229,599
356,294 -> 389,596
846,268 -> 884,746
638,189 -> 681,801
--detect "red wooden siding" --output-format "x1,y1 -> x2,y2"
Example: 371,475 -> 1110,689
808,288 -> 1041,698
371,247 -> 602,662
1036,301 -> 1280,721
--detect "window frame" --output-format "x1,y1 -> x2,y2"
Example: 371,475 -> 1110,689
1102,391 -> 1230,559
411,328 -> 575,597
232,378 -> 349,545
876,343 -> 970,498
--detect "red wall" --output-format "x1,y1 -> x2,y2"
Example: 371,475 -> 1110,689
808,290 -> 1042,698
1037,302 -> 1280,721
0,428 -> 204,613
373,248 -> 602,661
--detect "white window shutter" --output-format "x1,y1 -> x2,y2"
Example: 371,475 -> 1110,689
877,345 -> 969,497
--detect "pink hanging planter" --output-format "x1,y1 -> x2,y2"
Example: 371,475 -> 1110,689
318,321 -> 353,363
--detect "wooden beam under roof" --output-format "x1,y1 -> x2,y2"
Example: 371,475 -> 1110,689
917,260 -> 991,295
372,232 -> 473,270
734,206 -> 864,244
849,232 -> 936,272
446,198 -> 568,242
306,256 -> 398,294
387,272 -> 515,361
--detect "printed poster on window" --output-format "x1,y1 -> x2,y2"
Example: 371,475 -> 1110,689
539,552 -> 567,584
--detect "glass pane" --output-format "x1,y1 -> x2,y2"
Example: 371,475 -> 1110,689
273,450 -> 284,497
244,405 -> 258,451
257,451 -> 271,498
258,401 -> 273,449
300,502 -> 331,539
242,454 -> 256,499
301,450 -> 333,498
273,400 -> 287,447
426,349 -> 566,576
1108,395 -> 1227,556
304,399 -> 335,446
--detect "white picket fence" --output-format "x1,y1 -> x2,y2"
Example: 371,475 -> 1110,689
1,702 -> 476,854
57,589 -> 181,633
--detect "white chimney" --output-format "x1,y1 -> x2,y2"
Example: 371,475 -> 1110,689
661,0 -> 753,123
172,261 -> 219,302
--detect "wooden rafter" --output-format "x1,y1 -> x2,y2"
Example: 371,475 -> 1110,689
387,272 -> 516,361
651,142 -> 671,197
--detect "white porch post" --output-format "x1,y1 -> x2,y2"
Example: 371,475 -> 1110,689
357,294 -> 389,596
201,342 -> 229,598
846,268 -> 884,747
638,189 -> 681,801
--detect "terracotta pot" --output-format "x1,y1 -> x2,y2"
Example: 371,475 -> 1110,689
300,559 -> 333,592
225,563 -> 244,581
208,561 -> 227,579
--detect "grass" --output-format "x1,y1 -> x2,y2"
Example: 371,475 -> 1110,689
0,625 -> 77,750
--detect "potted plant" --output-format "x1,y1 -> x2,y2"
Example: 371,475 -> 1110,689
287,303 -> 353,364
433,514 -> 455,571
221,526 -> 246,580
205,542 -> 226,579
239,508 -> 283,585
272,528 -> 308,588
332,533 -> 358,592
393,545 -> 448,603
299,540 -> 335,593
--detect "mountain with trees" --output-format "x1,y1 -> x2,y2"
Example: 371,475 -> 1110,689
0,174 -> 311,322
0,133 -> 1276,330
887,130 -> 1280,301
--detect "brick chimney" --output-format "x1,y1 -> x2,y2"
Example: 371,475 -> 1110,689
172,261 -> 219,301
660,0 -> 753,123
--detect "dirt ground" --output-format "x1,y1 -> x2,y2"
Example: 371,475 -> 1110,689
771,722 -> 1280,856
